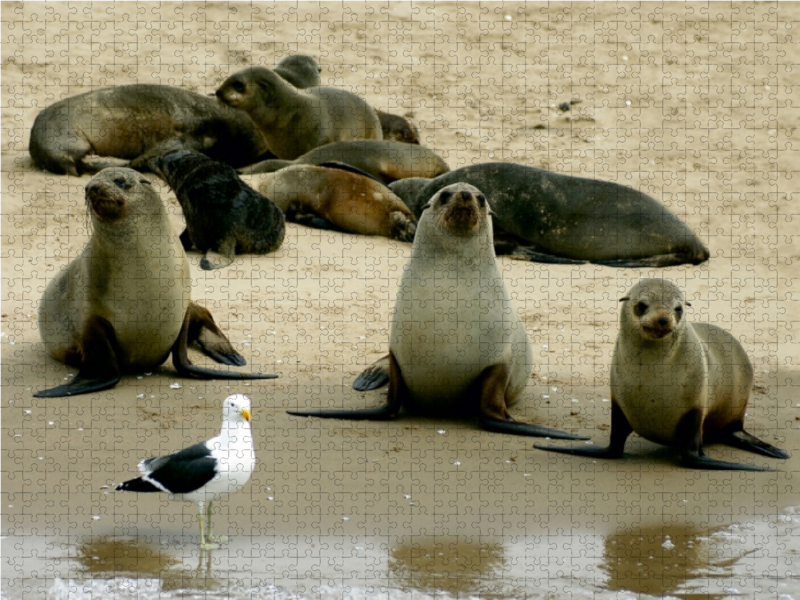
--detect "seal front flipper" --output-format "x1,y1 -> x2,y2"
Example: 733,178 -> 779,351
718,428 -> 790,459
289,352 -> 405,420
677,410 -> 775,472
172,303 -> 277,380
352,355 -> 390,391
593,253 -> 709,268
535,402 -> 633,455
478,364 -> 589,440
34,316 -> 122,397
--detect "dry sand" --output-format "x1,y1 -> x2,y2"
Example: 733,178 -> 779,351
2,2 -> 798,599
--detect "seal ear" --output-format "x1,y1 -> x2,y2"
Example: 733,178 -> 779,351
619,296 -> 630,303
685,301 -> 692,307
420,201 -> 433,212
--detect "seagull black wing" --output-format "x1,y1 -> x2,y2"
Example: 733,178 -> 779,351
116,441 -> 218,495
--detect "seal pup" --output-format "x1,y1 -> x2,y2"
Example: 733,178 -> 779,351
248,164 -> 417,243
287,183 -> 587,440
35,168 -> 277,397
29,85 -> 270,176
215,66 -> 382,160
140,146 -> 285,270
241,140 -> 449,183
535,279 -> 789,470
389,163 -> 710,268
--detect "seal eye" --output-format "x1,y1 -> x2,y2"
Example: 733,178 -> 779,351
476,194 -> 487,207
438,190 -> 453,205
114,177 -> 131,189
633,301 -> 648,317
139,179 -> 152,185
232,81 -> 246,94
675,305 -> 683,320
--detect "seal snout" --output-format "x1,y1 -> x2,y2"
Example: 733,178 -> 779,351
438,185 -> 487,237
85,170 -> 138,222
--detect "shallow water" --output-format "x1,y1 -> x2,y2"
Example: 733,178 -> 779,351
4,508 -> 799,600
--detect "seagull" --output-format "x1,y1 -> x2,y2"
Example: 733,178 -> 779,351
116,394 -> 256,549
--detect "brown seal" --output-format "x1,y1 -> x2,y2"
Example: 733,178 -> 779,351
138,146 -> 285,270
216,66 -> 382,160
389,163 -> 710,268
269,54 -> 421,144
241,140 -> 449,184
35,167 -> 277,397
29,85 -> 271,176
287,183 -> 587,439
536,279 -> 789,470
248,164 -> 417,242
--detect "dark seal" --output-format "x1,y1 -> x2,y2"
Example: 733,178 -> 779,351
141,146 -> 286,270
389,162 -> 710,268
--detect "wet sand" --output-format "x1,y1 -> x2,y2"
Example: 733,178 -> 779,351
2,2 -> 799,599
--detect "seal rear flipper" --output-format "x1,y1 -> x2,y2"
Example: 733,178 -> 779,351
172,302 -> 278,380
35,316 -> 122,397
717,428 -> 790,460
199,246 -> 235,271
478,363 -> 589,440
534,401 -> 633,454
353,355 -> 390,391
677,409 -> 774,471
289,351 -> 405,420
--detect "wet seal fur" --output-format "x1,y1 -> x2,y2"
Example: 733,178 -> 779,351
35,167 -> 277,397
241,140 -> 449,184
247,164 -> 417,242
29,85 -> 270,176
536,279 -> 789,470
216,66 -> 382,160
140,146 -> 285,270
287,183 -> 587,440
389,163 -> 710,268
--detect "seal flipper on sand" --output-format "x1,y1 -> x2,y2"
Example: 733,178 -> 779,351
172,302 -> 277,380
34,316 -> 123,398
298,354 -> 588,440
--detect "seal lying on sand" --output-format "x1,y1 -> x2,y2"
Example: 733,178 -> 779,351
241,140 -> 449,183
535,279 -> 789,470
139,146 -> 285,270
288,183 -> 587,440
247,164 -> 417,242
216,66 -> 382,160
29,85 -> 271,176
389,163 -> 710,268
35,168 -> 277,397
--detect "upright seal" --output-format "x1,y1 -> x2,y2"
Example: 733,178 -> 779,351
36,168 -> 277,397
139,146 -> 285,270
29,85 -> 270,176
535,279 -> 789,470
216,66 -> 382,160
389,163 -> 710,268
287,183 -> 587,439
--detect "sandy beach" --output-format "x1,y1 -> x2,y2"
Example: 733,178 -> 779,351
2,2 -> 798,598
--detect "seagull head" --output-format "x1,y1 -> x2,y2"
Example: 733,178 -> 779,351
223,394 -> 252,424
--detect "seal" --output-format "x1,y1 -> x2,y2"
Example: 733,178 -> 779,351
287,183 -> 587,440
215,66 -> 382,160
268,54 -> 421,145
138,146 -> 285,270
241,140 -> 449,184
389,163 -> 710,268
248,164 -> 417,242
535,279 -> 789,470
29,84 -> 271,176
35,167 -> 277,397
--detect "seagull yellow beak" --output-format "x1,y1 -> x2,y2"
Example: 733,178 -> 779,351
240,408 -> 251,422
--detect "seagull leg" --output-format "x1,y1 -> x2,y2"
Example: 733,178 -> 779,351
205,501 -> 228,545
